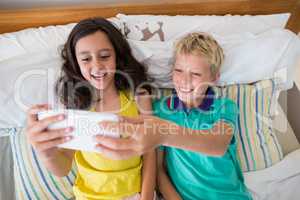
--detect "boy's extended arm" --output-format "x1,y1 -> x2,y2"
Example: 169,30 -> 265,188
95,118 -> 234,159
162,120 -> 234,156
157,150 -> 182,200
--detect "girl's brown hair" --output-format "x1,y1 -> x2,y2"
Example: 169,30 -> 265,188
55,17 -> 150,109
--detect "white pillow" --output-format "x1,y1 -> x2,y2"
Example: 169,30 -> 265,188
117,13 -> 290,41
0,17 -> 123,61
129,29 -> 300,88
0,18 -> 150,128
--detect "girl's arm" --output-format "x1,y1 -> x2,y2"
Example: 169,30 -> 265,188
136,89 -> 156,200
141,151 -> 156,200
157,149 -> 182,200
40,149 -> 75,177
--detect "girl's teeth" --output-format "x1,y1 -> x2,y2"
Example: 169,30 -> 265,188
91,73 -> 106,78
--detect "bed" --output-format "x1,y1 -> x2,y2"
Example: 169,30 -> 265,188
0,0 -> 300,200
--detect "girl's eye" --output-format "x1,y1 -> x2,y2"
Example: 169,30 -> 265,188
99,55 -> 110,60
81,58 -> 90,62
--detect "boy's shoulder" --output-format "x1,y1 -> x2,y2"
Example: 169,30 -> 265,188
152,95 -> 238,111
211,97 -> 239,118
212,97 -> 238,110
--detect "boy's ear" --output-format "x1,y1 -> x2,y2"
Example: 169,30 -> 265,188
212,71 -> 220,82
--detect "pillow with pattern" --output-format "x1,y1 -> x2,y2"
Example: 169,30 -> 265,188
117,13 -> 290,41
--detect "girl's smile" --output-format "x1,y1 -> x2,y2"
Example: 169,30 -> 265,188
90,70 -> 108,81
75,31 -> 116,90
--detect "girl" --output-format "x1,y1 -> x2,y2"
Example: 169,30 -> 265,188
25,18 -> 156,200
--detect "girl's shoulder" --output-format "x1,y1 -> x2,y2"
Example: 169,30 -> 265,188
120,88 -> 150,102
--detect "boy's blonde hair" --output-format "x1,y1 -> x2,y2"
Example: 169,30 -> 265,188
175,32 -> 224,76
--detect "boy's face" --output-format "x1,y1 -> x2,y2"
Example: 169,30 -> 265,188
172,53 -> 219,107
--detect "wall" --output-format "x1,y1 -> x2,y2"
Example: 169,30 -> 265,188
287,57 -> 300,141
279,34 -> 300,142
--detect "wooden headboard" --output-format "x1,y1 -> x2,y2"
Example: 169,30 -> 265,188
0,0 -> 299,34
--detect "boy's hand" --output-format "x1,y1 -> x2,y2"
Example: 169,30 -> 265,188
94,116 -> 176,160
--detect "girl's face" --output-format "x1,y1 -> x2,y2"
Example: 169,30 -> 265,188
75,31 -> 116,90
172,53 -> 219,107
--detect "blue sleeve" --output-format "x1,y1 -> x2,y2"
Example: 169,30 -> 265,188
158,146 -> 165,151
215,99 -> 239,130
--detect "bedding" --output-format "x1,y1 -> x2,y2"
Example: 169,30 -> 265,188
9,127 -> 76,200
0,17 -> 122,61
272,102 -> 300,156
128,29 -> 300,88
214,79 -> 284,171
244,149 -> 300,200
1,16 -> 299,128
0,135 -> 15,200
116,13 -> 290,41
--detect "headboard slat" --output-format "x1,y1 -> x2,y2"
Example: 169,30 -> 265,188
0,0 -> 299,34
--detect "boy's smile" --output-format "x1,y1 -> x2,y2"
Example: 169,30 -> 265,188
172,53 -> 219,108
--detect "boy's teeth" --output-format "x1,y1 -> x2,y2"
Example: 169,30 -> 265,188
180,88 -> 193,92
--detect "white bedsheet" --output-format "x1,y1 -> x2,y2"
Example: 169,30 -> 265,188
244,148 -> 300,200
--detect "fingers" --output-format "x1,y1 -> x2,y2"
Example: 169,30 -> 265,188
118,116 -> 144,124
27,126 -> 73,152
25,104 -> 73,153
95,143 -> 140,160
34,136 -> 73,152
27,104 -> 51,125
94,135 -> 137,150
33,127 -> 73,142
27,114 -> 65,135
99,121 -> 141,138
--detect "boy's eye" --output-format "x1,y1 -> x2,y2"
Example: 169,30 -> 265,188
174,68 -> 182,73
192,73 -> 202,77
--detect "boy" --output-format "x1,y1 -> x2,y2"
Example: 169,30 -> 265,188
154,32 -> 252,200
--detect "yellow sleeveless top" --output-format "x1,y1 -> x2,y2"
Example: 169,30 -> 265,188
73,91 -> 142,200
